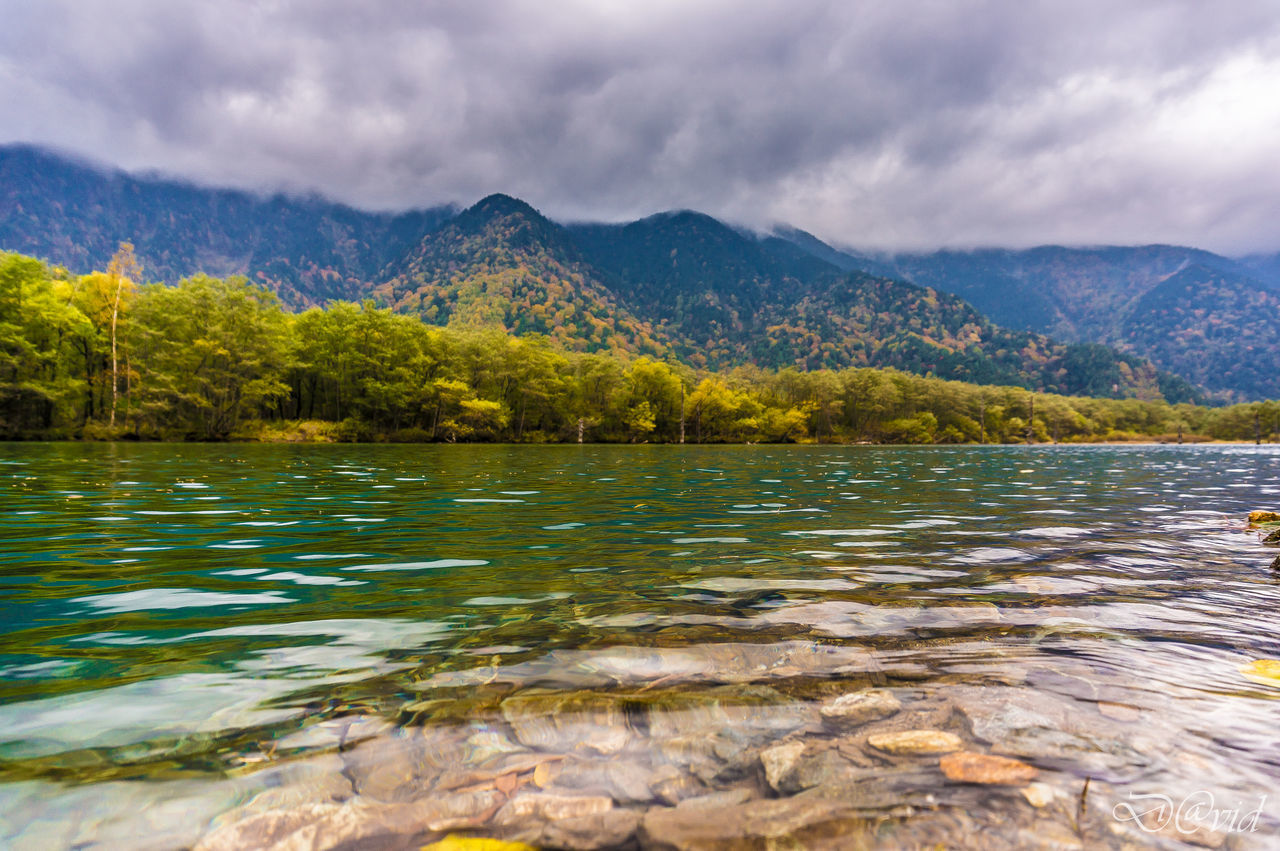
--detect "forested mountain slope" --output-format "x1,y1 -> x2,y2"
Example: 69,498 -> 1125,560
772,233 -> 1280,400
374,194 -> 666,355
0,145 -> 454,304
0,145 -> 1205,401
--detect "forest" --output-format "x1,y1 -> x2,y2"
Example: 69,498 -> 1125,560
2,248 -> 1277,445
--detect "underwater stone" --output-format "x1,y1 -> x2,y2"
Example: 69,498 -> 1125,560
940,751 -> 1038,785
818,689 -> 901,728
1020,783 -> 1056,808
532,809 -> 643,850
500,691 -> 629,755
499,791 -> 614,822
760,739 -> 806,791
867,730 -> 962,755
641,796 -> 857,848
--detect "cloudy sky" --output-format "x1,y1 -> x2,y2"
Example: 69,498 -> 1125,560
3,0 -> 1280,252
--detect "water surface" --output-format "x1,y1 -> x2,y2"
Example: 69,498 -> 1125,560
2,444 -> 1279,848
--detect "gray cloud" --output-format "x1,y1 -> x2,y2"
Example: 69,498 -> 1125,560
2,0 -> 1280,252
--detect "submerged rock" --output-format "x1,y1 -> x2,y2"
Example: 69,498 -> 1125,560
939,751 -> 1038,785
417,788 -> 509,833
640,684 -> 815,742
947,685 -> 1155,779
341,729 -> 468,802
193,787 -> 505,851
760,739 -> 807,791
867,729 -> 962,755
640,796 -> 859,848
498,791 -> 614,821
500,691 -> 629,754
818,689 -> 901,728
427,640 -> 876,690
532,809 -> 643,850
549,755 -> 656,803
432,750 -> 560,795
649,764 -> 706,805
672,787 -> 755,810
1020,782 -> 1056,808
781,748 -> 878,795
463,730 -> 528,764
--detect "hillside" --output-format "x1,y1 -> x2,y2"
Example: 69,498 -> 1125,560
778,240 -> 1280,400
0,145 -> 454,305
568,212 -> 1192,399
375,194 -> 666,355
0,145 -> 1207,402
1123,265 -> 1280,399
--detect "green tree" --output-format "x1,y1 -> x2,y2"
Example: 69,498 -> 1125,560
129,275 -> 290,438
105,243 -> 141,427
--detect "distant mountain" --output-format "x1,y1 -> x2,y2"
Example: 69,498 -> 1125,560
773,235 -> 1280,400
566,211 -> 836,364
0,144 -> 1207,402
1236,252 -> 1280,291
562,211 -> 1190,398
768,225 -> 896,277
0,144 -> 455,304
1123,264 -> 1280,399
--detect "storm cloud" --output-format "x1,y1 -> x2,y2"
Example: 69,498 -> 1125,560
3,0 -> 1279,251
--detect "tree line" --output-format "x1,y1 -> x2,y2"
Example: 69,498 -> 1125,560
2,249 -> 1277,444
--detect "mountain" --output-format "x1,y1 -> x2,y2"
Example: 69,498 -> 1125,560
566,211 -> 1192,399
768,225 -> 896,277
566,211 -> 835,364
0,144 -> 1206,402
773,234 -> 1280,400
0,144 -> 455,304
374,194 -> 665,354
1236,252 -> 1280,291
1123,264 -> 1279,399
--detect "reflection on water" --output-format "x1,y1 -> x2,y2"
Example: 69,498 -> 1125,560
1,443 -> 1279,848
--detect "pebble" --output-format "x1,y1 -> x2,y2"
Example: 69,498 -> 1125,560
532,760 -> 560,788
867,729 -> 962,755
1020,782 -> 1056,808
760,739 -> 806,790
818,689 -> 901,727
939,751 -> 1038,785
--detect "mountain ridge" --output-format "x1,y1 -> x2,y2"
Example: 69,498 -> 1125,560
0,144 -> 1246,401
0,144 -> 457,304
777,241 -> 1280,400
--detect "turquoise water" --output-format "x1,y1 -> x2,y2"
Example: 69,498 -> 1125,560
1,443 -> 1279,848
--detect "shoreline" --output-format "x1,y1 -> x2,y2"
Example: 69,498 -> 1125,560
0,437 -> 1273,447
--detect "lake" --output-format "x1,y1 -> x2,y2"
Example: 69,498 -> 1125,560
1,443 -> 1278,849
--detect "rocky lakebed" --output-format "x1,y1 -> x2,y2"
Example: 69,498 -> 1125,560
193,639 -> 1255,850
